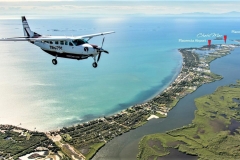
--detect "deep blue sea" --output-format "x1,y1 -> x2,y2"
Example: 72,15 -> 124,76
0,16 -> 239,131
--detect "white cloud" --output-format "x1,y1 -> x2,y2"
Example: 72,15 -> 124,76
0,1 -> 240,17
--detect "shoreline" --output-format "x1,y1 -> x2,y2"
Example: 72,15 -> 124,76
94,49 -> 183,124
142,50 -> 183,104
1,43 -> 239,159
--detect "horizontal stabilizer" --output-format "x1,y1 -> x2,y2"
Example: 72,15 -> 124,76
0,38 -> 29,41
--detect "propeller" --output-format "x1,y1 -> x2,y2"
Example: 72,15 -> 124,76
101,37 -> 105,48
97,37 -> 109,62
97,52 -> 101,62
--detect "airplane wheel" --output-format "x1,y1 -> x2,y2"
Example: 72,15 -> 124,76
92,62 -> 98,68
52,59 -> 57,65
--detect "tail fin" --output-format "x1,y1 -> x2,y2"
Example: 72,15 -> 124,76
22,16 -> 41,38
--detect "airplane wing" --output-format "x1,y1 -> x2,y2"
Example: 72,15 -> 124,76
79,31 -> 115,39
0,31 -> 115,41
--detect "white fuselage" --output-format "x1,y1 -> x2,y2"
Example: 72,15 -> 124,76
34,37 -> 98,57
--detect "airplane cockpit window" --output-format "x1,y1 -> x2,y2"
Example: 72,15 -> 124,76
60,41 -> 64,45
72,39 -> 88,46
50,41 -> 53,44
65,41 -> 68,45
55,41 -> 59,45
69,42 -> 73,46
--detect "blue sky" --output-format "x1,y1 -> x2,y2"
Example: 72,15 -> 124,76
0,1 -> 240,18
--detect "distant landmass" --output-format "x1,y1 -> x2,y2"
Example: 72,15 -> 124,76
162,11 -> 240,17
135,11 -> 240,17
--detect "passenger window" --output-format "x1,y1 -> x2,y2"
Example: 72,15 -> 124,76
45,41 -> 49,43
60,41 -> 64,45
69,42 -> 73,46
55,41 -> 59,45
65,41 -> 68,45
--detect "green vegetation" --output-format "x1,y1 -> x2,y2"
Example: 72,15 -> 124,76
0,126 -> 60,159
205,51 -> 230,63
155,112 -> 167,118
169,98 -> 181,109
62,134 -> 72,142
203,72 -> 222,80
85,142 -> 105,160
138,81 -> 240,160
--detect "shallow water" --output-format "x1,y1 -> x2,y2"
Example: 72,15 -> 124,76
0,17 -> 182,131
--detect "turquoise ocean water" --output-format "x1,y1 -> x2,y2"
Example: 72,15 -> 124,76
0,16 -> 239,131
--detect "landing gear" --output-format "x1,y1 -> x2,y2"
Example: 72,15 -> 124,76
52,55 -> 58,65
92,55 -> 98,68
92,62 -> 98,68
52,59 -> 57,65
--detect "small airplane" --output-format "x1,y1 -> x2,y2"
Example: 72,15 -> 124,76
0,16 -> 115,68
